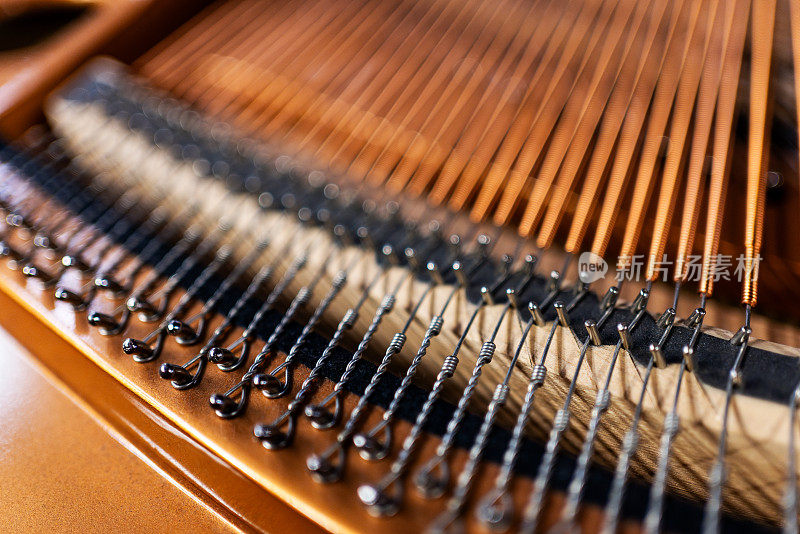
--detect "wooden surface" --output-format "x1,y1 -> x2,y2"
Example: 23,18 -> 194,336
0,0 -> 209,138
0,278 -> 327,534
0,323 -> 241,533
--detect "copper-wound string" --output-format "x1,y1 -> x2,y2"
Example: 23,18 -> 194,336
535,0 -> 680,250
431,0 -> 609,209
645,0 -> 716,281
742,0 -> 776,307
501,0 -> 663,231
456,0 -> 626,216
136,0 -> 774,298
699,0 -> 750,297
673,0 -> 730,282
616,0 -> 699,267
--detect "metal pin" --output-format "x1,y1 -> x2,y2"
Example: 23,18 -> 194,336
452,261 -> 468,286
506,288 -> 520,310
730,324 -> 751,347
529,301 -> 544,327
630,287 -> 649,313
600,285 -> 620,310
686,306 -> 706,328
617,323 -> 631,351
554,301 -> 569,327
657,307 -> 676,329
546,270 -> 560,293
476,233 -> 491,256
649,298 -> 679,371
405,247 -> 420,270
538,269 -> 563,310
481,286 -> 495,305
585,320 -> 601,346
649,344 -> 666,369
427,261 -> 444,284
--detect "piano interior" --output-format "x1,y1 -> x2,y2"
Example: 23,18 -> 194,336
1,0 -> 800,532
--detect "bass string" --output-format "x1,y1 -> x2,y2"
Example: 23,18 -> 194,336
384,0 -> 580,216
615,0 -> 694,266
173,0 -> 367,115
443,0 -> 618,213
382,0 -> 547,194
645,0 -> 716,281
583,0 -> 684,259
285,0 -> 452,166
135,0 -> 780,319
217,3 -> 468,155
534,0 -> 681,251
742,0 -> 776,307
560,0 -> 670,255
352,0 -> 530,188
232,0 -> 408,145
423,0 -> 584,206
186,0 -> 391,168
135,0 -> 260,79
698,0 -> 750,297
401,0 -> 561,198
143,0 -> 288,94
495,0 -> 659,230
285,0 -> 462,173
673,0 -> 730,283
139,0 -> 592,217
525,0 -> 680,245
177,0 -> 552,233
166,0 -> 472,182
308,0 -> 499,182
